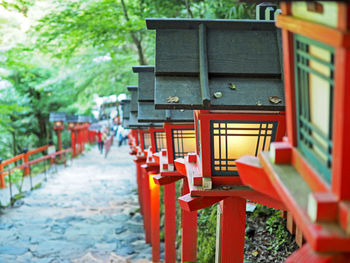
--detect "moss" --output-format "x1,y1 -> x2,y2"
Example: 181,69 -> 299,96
174,180 -> 218,263
160,185 -> 165,242
175,180 -> 183,262
197,205 -> 217,262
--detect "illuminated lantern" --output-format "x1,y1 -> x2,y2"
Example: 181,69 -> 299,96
66,115 -> 78,157
236,2 -> 350,262
76,115 -> 89,153
127,84 -> 164,253
77,115 -> 90,149
147,18 -> 286,262
49,112 -> 66,159
134,65 -> 196,263
121,99 -> 137,153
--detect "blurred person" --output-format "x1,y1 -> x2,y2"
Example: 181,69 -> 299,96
97,130 -> 103,154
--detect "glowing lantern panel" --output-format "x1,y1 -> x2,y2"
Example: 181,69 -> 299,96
211,121 -> 277,175
143,132 -> 152,149
155,131 -> 167,152
172,129 -> 196,159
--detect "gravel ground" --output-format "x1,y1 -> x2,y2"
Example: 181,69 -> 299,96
244,207 -> 299,262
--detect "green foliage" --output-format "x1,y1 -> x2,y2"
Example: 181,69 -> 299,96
250,204 -> 291,252
265,210 -> 290,252
197,205 -> 217,262
5,169 -> 24,192
0,0 -> 256,160
0,0 -> 34,15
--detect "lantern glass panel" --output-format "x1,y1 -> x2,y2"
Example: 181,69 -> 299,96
294,34 -> 334,183
138,130 -> 141,145
197,119 -> 201,157
172,129 -> 196,159
54,121 -> 63,127
143,132 -> 152,149
211,120 -> 277,176
155,131 -> 167,152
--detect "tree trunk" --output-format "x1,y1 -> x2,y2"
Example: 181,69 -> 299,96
120,0 -> 148,65
185,0 -> 194,18
11,131 -> 16,157
37,113 -> 48,146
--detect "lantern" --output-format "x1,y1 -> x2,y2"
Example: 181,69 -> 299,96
127,82 -> 165,257
66,115 -> 78,129
146,18 -> 286,262
236,2 -> 350,261
49,112 -> 66,130
147,18 -> 285,187
49,112 -> 67,158
133,65 -> 196,263
65,115 -> 79,156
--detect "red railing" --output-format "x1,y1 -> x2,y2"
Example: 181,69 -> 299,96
0,145 -> 72,189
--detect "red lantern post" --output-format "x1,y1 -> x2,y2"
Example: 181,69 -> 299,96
53,122 -> 64,160
147,17 -> 286,262
237,2 -> 350,262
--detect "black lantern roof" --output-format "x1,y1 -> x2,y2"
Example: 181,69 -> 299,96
127,85 -> 138,113
126,86 -> 163,128
122,118 -> 130,129
138,103 -> 194,122
132,66 -> 154,102
120,99 -> 131,120
146,19 -> 284,111
129,112 -> 151,128
132,65 -> 194,122
129,112 -> 163,128
66,114 -> 78,123
77,115 -> 90,123
49,112 -> 66,122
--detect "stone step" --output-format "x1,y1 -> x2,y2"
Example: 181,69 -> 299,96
72,252 -> 152,263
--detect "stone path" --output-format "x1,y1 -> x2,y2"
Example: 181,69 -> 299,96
0,144 -> 153,263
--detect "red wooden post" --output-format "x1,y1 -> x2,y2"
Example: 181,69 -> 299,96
332,47 -> 350,201
136,161 -> 144,215
164,183 -> 176,263
78,129 -> 82,154
150,173 -> 161,263
81,128 -> 85,152
23,151 -> 29,176
71,130 -> 76,157
143,169 -> 151,244
0,160 -> 4,188
181,177 -> 197,263
220,197 -> 246,263
57,129 -> 62,160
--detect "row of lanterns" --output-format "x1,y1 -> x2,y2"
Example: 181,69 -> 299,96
49,113 -> 93,157
121,2 -> 350,263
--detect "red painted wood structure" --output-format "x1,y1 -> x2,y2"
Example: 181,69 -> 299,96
133,65 -> 199,263
146,18 -> 287,262
0,145 -> 72,193
236,2 -> 350,262
67,115 -> 91,157
49,112 -> 66,160
124,83 -> 168,262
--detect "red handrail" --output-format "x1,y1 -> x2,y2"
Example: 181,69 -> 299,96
0,146 -> 72,188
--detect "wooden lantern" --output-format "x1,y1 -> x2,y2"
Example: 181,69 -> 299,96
146,18 -> 286,189
236,2 -> 350,262
133,65 -> 197,263
146,18 -> 288,263
49,112 -> 66,130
